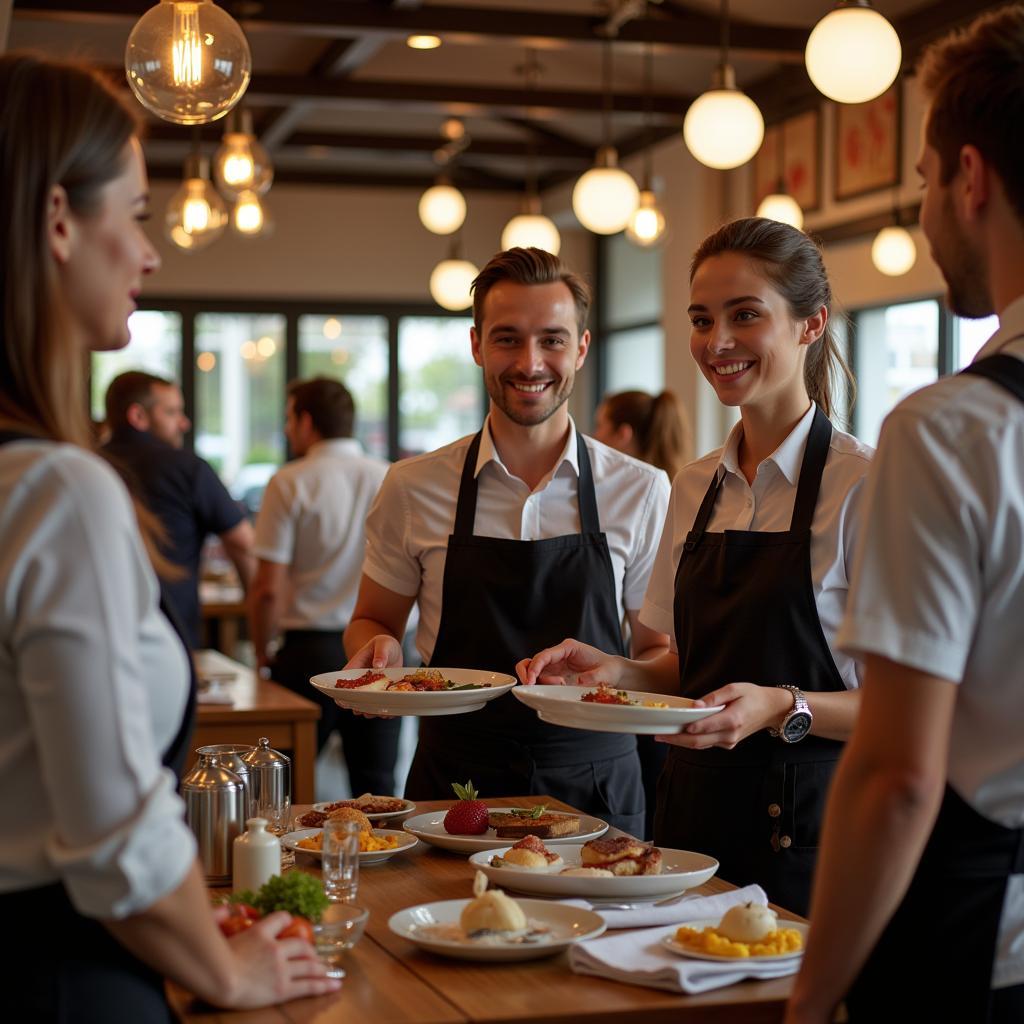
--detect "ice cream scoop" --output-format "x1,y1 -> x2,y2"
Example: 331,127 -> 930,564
461,870 -> 527,935
718,902 -> 778,943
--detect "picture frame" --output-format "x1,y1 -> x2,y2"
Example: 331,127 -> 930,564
834,84 -> 902,201
752,108 -> 821,214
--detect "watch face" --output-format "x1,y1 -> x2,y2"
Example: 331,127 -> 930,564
783,712 -> 813,743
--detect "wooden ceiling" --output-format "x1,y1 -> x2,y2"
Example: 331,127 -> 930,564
8,0 -> 993,192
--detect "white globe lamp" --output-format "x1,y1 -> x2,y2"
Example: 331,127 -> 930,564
683,66 -> 765,170
625,190 -> 667,247
418,183 -> 467,235
871,225 -> 916,276
430,258 -> 478,311
572,147 -> 639,235
756,193 -> 804,230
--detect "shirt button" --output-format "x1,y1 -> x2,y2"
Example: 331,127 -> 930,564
779,835 -> 792,848
768,803 -> 781,818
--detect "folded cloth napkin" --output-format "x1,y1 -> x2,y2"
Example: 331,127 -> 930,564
568,885 -> 801,995
196,684 -> 234,705
561,883 -> 769,929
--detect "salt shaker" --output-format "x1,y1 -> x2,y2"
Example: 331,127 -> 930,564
233,817 -> 281,893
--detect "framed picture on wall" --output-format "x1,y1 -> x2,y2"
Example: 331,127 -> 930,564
834,84 -> 902,200
753,109 -> 821,214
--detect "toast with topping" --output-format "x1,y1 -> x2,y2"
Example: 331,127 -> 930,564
487,808 -> 581,838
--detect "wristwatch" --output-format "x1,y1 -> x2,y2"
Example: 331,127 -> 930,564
768,685 -> 813,743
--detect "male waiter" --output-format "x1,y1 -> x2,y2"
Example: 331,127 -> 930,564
344,248 -> 670,834
787,8 -> 1024,1023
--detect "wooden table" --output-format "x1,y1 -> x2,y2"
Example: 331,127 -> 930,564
172,796 -> 805,1024
200,580 -> 247,657
191,651 -> 320,804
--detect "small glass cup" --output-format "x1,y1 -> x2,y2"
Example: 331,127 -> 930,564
322,820 -> 360,904
313,903 -> 368,980
260,794 -> 291,836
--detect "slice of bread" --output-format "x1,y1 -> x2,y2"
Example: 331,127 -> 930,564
488,811 -> 581,839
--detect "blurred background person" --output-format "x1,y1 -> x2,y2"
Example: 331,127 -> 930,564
592,388 -> 693,838
103,370 -> 255,647
249,376 -> 398,796
0,54 -> 336,1019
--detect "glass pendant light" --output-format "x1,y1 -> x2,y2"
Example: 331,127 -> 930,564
573,41 -> 639,235
626,45 -> 667,248
166,151 -> 227,251
430,237 -> 478,311
755,126 -> 803,229
125,0 -> 252,125
501,52 -> 561,254
806,1 -> 902,104
214,108 -> 273,198
419,176 -> 467,235
872,192 -> 915,275
683,0 -> 764,170
232,190 -> 269,237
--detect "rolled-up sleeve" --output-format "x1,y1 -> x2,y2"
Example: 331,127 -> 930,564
10,453 -> 195,919
362,468 -> 421,597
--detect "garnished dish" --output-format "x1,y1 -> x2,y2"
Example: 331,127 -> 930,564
513,684 -> 725,735
663,904 -> 808,963
218,872 -> 328,943
403,806 -> 608,853
310,667 -> 517,718
305,793 -> 416,825
469,841 -> 718,899
282,825 -> 418,864
387,871 -> 606,962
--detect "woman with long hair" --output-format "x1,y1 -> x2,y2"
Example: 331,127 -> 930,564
520,218 -> 870,916
593,389 -> 692,483
0,54 -> 338,1020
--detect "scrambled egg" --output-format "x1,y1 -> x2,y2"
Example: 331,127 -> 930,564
296,830 -> 400,853
674,924 -> 803,958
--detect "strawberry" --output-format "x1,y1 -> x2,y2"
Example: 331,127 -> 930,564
443,780 -> 490,835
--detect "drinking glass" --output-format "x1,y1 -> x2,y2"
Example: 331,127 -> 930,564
261,794 -> 291,836
312,903 -> 368,980
322,820 -> 360,903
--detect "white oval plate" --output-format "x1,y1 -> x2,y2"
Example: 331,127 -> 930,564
402,808 -> 608,853
513,685 -> 724,735
310,668 -> 516,717
282,827 -> 418,865
468,845 -> 718,899
388,897 -> 606,961
662,918 -> 808,962
311,798 -> 416,822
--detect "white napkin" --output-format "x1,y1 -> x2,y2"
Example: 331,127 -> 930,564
196,684 -> 235,705
568,886 -> 801,995
562,883 -> 768,929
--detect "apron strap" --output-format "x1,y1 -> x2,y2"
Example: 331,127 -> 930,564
789,405 -> 833,535
452,428 -> 602,538
961,352 -> 1024,403
684,466 -> 725,552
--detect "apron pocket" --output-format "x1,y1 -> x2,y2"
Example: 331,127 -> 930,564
787,759 -> 839,849
591,753 -> 644,819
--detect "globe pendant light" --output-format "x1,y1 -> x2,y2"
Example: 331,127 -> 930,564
232,190 -> 269,237
683,0 -> 763,170
871,226 -> 916,276
806,1 -> 902,104
572,41 -> 638,235
755,127 -> 803,229
214,108 -> 273,198
166,152 -> 227,251
430,239 -> 478,311
418,176 -> 467,235
125,0 -> 252,125
625,45 -> 667,248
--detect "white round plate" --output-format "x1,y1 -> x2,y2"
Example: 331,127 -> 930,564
468,845 -> 718,899
513,686 -> 724,735
388,897 -> 606,961
281,827 -> 418,865
662,918 -> 809,962
311,798 -> 416,822
310,667 -> 517,717
402,808 -> 608,853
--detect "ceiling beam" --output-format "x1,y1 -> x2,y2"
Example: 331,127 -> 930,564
15,0 -> 808,59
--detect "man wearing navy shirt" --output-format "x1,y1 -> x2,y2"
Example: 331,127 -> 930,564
103,371 -> 254,647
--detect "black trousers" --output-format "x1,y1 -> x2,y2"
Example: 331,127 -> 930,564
273,629 -> 402,796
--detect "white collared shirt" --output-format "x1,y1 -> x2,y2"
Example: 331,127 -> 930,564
640,403 -> 873,690
362,417 -> 670,663
254,438 -> 389,630
838,296 -> 1024,988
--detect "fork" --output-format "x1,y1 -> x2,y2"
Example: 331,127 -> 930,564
593,891 -> 690,912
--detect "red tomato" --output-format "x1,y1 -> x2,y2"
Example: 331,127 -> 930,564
218,903 -> 261,938
278,915 -> 314,943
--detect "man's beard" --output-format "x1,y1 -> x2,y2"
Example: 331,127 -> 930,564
935,196 -> 993,319
487,373 -> 574,426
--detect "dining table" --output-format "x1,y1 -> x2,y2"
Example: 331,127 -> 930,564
170,794 -> 809,1024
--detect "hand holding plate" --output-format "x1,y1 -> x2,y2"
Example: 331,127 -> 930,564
516,638 -> 622,688
656,682 -> 788,750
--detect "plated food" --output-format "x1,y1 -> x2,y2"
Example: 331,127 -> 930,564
388,871 -> 606,962
469,839 -> 718,899
513,684 -> 725,735
663,906 -> 807,963
307,793 -> 416,825
282,827 -> 418,865
402,807 -> 608,853
310,667 -> 517,717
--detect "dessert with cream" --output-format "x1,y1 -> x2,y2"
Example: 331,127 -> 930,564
490,835 -> 564,872
580,836 -> 663,876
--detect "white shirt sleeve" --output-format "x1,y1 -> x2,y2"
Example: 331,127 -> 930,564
253,470 -> 297,565
361,466 -> 422,597
621,469 -> 671,613
838,405 -> 983,680
638,481 -> 684,643
9,451 -> 195,918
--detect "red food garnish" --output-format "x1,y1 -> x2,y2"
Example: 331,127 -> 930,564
336,670 -> 386,689
443,780 -> 489,835
278,915 -> 315,943
580,685 -> 631,705
218,903 -> 260,937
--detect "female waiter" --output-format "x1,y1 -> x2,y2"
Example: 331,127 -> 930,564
0,55 -> 335,1020
519,218 -> 871,915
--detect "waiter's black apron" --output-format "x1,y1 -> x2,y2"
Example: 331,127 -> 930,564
1,428 -> 198,1024
653,406 -> 845,917
846,353 -> 1024,1023
404,431 -> 644,836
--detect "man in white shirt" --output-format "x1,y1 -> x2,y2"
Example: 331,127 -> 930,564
787,9 -> 1024,1023
249,377 -> 397,795
344,248 -> 670,834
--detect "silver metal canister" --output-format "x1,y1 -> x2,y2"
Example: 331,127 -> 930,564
196,743 -> 255,816
181,753 -> 246,885
240,737 -> 291,833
